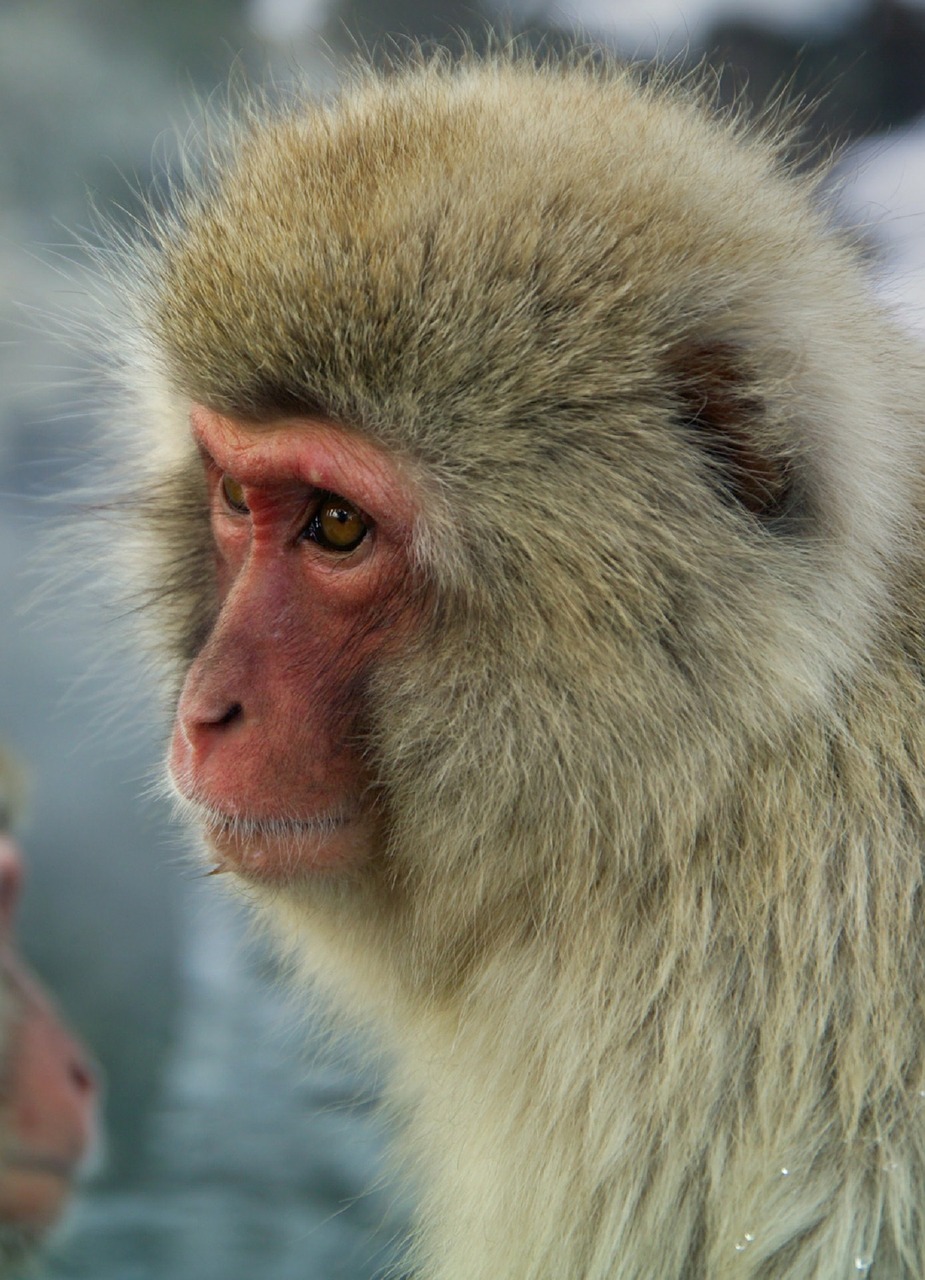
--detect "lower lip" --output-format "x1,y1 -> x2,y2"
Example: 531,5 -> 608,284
4,1154 -> 74,1179
202,815 -> 365,879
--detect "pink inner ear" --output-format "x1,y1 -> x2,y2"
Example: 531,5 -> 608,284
670,342 -> 791,518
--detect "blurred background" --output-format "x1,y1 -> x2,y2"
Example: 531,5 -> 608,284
1,1 -> 924,1277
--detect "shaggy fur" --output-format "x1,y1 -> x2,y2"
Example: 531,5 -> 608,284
109,51 -> 925,1278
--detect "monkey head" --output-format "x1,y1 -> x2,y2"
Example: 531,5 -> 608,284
115,57 -> 908,973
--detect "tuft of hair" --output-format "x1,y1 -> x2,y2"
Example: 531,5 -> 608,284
106,48 -> 925,1279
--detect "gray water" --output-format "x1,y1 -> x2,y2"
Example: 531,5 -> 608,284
53,893 -> 407,1280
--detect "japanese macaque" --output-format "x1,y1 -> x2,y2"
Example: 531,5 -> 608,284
0,751 -> 96,1270
106,50 -> 925,1278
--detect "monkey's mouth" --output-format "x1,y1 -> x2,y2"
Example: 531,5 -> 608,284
2,1151 -> 76,1180
0,1147 -> 86,1239
174,796 -> 366,879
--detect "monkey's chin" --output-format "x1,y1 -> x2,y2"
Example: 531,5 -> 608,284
0,1152 -> 78,1232
196,809 -> 371,881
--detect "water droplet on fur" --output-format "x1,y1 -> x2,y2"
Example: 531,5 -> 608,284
734,1234 -> 754,1252
780,1167 -> 790,1176
855,1256 -> 873,1273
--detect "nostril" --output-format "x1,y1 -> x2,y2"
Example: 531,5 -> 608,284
173,698 -> 245,773
0,841 -> 23,926
0,866 -> 19,918
215,702 -> 243,728
69,1056 -> 96,1097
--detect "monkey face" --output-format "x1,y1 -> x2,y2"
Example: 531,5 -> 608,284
0,836 -> 97,1252
168,406 -> 419,881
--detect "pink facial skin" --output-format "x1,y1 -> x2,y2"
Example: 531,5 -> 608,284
170,407 -> 419,882
0,835 -> 97,1234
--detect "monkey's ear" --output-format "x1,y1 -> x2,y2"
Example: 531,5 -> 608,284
670,342 -> 794,522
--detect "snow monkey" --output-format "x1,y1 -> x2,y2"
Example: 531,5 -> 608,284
0,749 -> 96,1270
105,50 -> 925,1279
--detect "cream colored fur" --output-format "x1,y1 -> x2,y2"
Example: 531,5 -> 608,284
108,52 -> 925,1278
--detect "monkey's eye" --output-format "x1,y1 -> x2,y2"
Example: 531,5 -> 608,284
305,495 -> 368,553
220,475 -> 249,515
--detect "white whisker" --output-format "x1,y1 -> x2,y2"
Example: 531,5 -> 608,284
170,787 -> 351,842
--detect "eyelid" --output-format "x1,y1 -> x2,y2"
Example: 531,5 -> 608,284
206,459 -> 374,552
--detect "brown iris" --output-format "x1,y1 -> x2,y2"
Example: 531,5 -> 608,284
220,474 -> 249,514
220,474 -> 367,553
312,496 -> 368,552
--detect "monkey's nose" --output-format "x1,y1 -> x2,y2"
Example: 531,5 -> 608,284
180,700 -> 244,747
47,1017 -> 99,1134
0,836 -> 23,932
172,691 -> 247,788
69,1052 -> 96,1100
9,964 -> 101,1157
